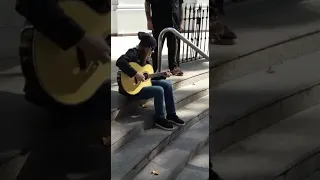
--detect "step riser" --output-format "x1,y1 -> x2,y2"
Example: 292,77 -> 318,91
120,109 -> 209,180
210,32 -> 320,87
210,83 -> 320,155
175,144 -> 209,180
112,85 -> 209,153
173,88 -> 209,117
111,122 -> 143,153
172,72 -> 209,91
132,117 -> 209,180
168,140 -> 209,180
275,150 -> 320,180
111,72 -> 209,121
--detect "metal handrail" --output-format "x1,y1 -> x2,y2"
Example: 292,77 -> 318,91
157,27 -> 209,73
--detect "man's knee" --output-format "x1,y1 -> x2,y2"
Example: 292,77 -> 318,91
159,80 -> 173,90
153,86 -> 165,96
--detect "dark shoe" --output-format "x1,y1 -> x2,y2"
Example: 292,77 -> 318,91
167,114 -> 185,126
171,67 -> 184,76
209,18 -> 237,45
155,119 -> 174,131
221,26 -> 237,40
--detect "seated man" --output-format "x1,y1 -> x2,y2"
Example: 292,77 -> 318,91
116,32 -> 185,131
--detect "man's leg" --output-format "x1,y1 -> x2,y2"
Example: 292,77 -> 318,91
151,80 -> 185,126
151,30 -> 165,72
135,85 -> 174,130
167,33 -> 183,75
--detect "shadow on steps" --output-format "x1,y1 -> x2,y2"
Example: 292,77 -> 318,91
0,90 -> 110,180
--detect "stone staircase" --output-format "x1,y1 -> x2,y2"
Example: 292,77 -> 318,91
210,0 -> 320,178
110,58 -> 210,180
175,144 -> 209,180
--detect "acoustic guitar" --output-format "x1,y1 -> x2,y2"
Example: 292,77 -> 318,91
32,0 -> 111,105
121,62 -> 167,95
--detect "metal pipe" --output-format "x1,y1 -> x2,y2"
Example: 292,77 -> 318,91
157,27 -> 209,72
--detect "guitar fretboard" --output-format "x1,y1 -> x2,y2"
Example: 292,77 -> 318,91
148,72 -> 166,79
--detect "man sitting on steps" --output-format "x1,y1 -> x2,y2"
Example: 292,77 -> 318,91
116,32 -> 185,131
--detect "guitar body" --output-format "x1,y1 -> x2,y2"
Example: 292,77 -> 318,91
33,0 -> 111,105
121,62 -> 153,95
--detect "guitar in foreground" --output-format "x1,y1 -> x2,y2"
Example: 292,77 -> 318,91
32,0 -> 111,105
121,62 -> 168,95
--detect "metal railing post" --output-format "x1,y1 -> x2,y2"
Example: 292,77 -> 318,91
157,27 -> 209,73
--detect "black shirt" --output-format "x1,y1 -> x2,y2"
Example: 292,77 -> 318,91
146,0 -> 184,31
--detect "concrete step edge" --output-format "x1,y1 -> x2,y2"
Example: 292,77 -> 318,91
111,95 -> 209,180
133,116 -> 209,180
305,171 -> 320,180
175,144 -> 209,180
211,49 -> 320,134
213,103 -> 320,180
211,50 -> 320,154
212,82 -> 320,155
111,78 -> 209,153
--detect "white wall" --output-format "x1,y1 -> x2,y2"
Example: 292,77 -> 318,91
111,0 -> 209,35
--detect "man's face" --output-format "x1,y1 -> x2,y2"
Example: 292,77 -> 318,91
146,47 -> 154,57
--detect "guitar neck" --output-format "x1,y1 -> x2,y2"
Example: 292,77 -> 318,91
148,72 -> 165,79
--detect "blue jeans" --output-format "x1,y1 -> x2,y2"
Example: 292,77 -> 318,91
135,80 -> 176,119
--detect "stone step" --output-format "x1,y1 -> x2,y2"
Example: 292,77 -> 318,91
210,31 -> 320,87
133,116 -> 208,180
111,95 -> 209,180
111,60 -> 209,121
212,103 -> 320,180
210,0 -> 320,86
306,171 -> 320,180
111,77 -> 209,153
210,50 -> 320,155
175,144 -> 209,180
0,154 -> 27,180
0,150 -> 21,165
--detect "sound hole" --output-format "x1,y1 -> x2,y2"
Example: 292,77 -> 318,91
76,48 -> 87,70
143,73 -> 149,79
134,77 -> 138,84
134,73 -> 149,84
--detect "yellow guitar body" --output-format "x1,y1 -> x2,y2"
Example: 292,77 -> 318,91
33,0 -> 111,105
121,62 -> 154,95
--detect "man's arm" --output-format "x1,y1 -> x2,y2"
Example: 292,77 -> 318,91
116,51 -> 138,78
15,0 -> 85,51
144,0 -> 152,21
